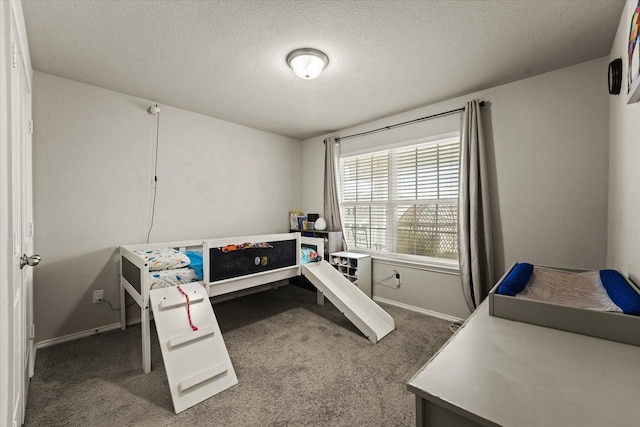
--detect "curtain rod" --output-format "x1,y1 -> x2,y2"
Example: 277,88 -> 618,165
335,100 -> 485,142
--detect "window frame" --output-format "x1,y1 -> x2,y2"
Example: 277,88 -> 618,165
338,132 -> 461,272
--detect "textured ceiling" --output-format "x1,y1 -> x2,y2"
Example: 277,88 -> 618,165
21,0 -> 624,140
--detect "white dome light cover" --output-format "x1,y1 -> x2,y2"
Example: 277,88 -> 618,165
287,48 -> 329,80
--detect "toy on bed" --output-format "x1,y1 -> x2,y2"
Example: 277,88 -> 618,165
496,262 -> 640,315
220,242 -> 273,253
300,247 -> 322,264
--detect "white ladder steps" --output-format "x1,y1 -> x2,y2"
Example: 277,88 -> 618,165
178,364 -> 228,393
159,292 -> 205,310
168,326 -> 216,349
150,282 -> 238,413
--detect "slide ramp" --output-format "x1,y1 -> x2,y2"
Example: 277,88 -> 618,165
302,261 -> 395,343
150,282 -> 237,413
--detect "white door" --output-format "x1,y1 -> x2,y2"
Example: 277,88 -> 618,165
17,19 -> 36,405
4,3 -> 37,425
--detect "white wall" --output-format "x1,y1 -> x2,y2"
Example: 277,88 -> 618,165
303,57 -> 610,319
32,72 -> 302,343
607,0 -> 640,280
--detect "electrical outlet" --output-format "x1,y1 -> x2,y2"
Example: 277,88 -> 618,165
93,290 -> 103,304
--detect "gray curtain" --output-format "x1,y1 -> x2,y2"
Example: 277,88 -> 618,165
323,137 -> 343,234
458,100 -> 493,311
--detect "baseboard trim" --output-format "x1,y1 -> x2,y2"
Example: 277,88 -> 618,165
36,322 -> 122,349
373,296 -> 464,323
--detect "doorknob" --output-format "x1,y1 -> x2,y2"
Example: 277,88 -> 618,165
20,254 -> 41,269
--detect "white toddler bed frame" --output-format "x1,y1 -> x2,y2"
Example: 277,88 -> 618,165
120,233 -> 319,373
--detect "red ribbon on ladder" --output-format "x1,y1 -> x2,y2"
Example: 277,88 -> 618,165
177,286 -> 198,331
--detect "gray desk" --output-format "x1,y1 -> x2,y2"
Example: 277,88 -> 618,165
407,301 -> 640,426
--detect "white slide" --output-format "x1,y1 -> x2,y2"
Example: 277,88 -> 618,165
301,261 -> 395,343
150,282 -> 238,413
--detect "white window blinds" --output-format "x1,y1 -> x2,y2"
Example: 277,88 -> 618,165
340,135 -> 460,260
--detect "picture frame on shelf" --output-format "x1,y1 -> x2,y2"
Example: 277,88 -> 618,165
289,211 -> 303,231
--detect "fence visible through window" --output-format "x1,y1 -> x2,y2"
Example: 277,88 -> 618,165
340,135 -> 460,261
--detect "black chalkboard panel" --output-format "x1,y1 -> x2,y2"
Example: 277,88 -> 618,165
209,239 -> 297,282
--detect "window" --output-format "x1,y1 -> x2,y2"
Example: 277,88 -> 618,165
339,135 -> 460,262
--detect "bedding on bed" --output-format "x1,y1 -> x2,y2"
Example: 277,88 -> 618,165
134,247 -> 191,271
497,263 -> 640,315
183,250 -> 203,280
149,268 -> 200,289
134,247 -> 204,289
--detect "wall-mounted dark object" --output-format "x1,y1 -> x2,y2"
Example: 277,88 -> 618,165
608,58 -> 622,95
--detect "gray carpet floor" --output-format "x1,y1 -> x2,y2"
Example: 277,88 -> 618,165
24,284 -> 452,426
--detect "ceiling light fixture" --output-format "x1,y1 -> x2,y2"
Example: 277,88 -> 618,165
286,48 -> 329,80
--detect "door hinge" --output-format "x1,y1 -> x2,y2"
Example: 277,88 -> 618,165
11,43 -> 18,69
28,120 -> 33,135
30,324 -> 35,340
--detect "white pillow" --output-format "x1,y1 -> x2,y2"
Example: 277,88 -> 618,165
134,247 -> 191,271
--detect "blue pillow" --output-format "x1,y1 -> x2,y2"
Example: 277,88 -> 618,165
496,263 -> 534,296
183,250 -> 203,280
600,269 -> 640,315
